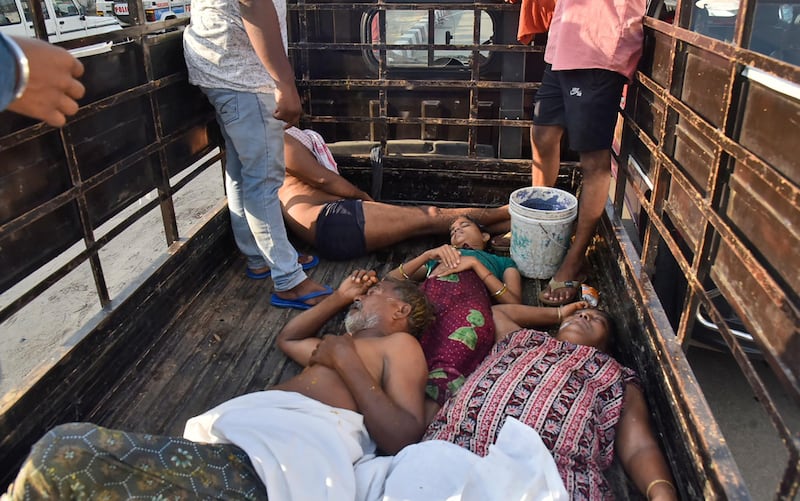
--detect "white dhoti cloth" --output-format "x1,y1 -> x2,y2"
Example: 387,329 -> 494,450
184,392 -> 566,501
355,417 -> 567,501
184,390 -> 375,501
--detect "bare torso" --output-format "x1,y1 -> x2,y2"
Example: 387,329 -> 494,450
271,335 -> 389,412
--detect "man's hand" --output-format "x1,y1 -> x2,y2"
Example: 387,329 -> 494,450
309,333 -> 357,369
273,81 -> 302,127
337,269 -> 379,303
277,269 -> 377,366
6,37 -> 85,127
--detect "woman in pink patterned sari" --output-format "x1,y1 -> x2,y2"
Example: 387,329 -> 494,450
424,304 -> 678,501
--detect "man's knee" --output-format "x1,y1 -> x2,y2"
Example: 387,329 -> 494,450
578,150 -> 611,175
531,125 -> 561,151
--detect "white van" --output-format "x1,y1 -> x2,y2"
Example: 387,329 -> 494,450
0,0 -> 121,42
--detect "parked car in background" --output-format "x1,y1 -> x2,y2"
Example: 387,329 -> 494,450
112,0 -> 188,25
0,0 -> 121,41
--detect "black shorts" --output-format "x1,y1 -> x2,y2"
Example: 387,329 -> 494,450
533,64 -> 627,152
314,199 -> 368,260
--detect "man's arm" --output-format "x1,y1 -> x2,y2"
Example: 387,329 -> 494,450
277,271 -> 377,366
310,332 -> 428,454
284,134 -> 373,200
364,335 -> 428,453
239,0 -> 301,126
615,385 -> 678,501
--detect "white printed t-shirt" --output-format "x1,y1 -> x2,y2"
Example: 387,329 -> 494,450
183,0 -> 288,93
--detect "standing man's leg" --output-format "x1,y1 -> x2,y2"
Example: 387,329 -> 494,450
534,68 -> 626,305
3,423 -> 267,500
209,89 -> 274,274
530,64 -> 573,303
541,149 -> 610,304
530,124 -> 563,187
530,64 -> 565,189
204,88 -> 330,307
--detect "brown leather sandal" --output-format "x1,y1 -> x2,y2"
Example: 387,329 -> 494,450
538,277 -> 585,306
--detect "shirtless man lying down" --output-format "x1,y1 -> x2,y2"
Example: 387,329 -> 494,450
280,127 -> 511,261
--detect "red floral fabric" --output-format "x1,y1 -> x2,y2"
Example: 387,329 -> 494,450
419,270 -> 495,406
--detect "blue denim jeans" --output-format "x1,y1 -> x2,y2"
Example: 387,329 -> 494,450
203,88 -> 305,291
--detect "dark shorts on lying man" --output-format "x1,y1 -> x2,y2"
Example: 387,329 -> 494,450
314,198 -> 368,260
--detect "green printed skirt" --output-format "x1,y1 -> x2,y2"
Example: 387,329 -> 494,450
3,422 -> 267,500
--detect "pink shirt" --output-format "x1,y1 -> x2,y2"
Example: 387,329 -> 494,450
544,0 -> 646,80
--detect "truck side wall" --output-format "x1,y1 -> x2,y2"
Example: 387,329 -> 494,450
1,0 -> 797,496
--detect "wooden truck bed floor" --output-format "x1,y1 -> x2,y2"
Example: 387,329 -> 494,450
85,234 -> 565,437
0,201 -> 736,499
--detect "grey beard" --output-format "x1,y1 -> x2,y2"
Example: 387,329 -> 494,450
345,309 -> 380,333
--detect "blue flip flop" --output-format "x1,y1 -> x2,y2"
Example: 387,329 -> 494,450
246,255 -> 320,280
270,286 -> 334,310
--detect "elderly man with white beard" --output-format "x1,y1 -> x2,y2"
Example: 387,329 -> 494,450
3,270 -> 435,501
273,269 -> 436,455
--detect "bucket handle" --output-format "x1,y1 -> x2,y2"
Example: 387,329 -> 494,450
538,222 -> 571,250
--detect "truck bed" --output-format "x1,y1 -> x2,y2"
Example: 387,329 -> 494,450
2,202 -> 652,498
89,233 -> 446,435
4,7 -> 794,495
0,173 -> 745,499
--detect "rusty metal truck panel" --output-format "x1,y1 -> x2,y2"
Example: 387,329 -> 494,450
0,0 -> 798,497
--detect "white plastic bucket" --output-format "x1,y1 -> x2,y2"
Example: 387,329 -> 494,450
509,187 -> 578,279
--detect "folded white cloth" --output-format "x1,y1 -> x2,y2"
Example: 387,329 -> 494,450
355,417 -> 567,501
286,126 -> 339,173
185,392 -> 565,501
184,390 -> 375,501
